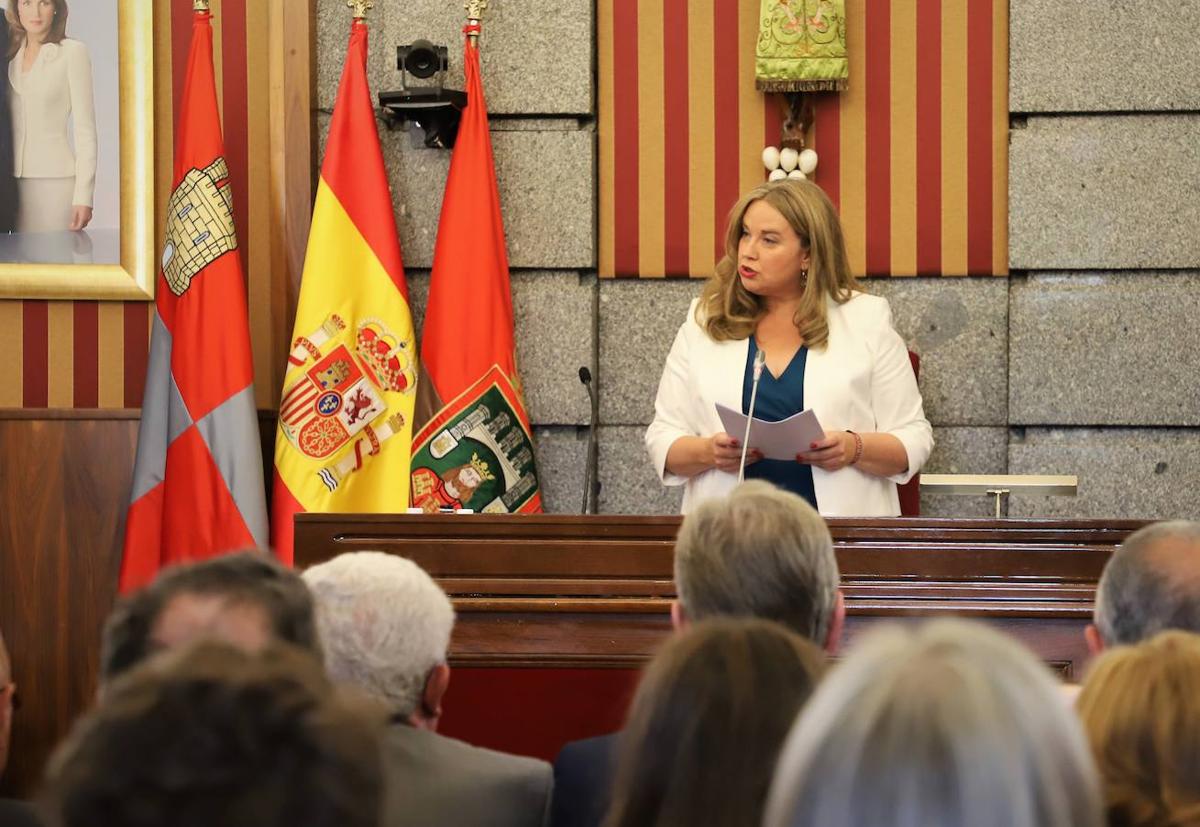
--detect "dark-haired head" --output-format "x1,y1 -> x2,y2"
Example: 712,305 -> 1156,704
100,551 -> 320,686
44,641 -> 382,827
604,618 -> 826,827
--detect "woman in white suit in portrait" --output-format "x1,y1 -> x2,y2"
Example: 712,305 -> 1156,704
645,179 -> 932,516
6,0 -> 95,233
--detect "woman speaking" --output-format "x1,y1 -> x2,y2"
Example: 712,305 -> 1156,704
645,179 -> 932,516
6,0 -> 96,233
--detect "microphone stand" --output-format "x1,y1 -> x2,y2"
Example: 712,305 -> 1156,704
739,349 -> 766,483
579,366 -> 600,514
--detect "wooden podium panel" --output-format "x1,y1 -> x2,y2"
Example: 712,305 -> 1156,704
295,514 -> 1143,760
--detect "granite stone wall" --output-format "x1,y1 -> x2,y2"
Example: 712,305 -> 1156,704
317,0 -> 1200,519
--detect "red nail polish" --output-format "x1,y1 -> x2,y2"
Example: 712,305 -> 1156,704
809,442 -> 818,450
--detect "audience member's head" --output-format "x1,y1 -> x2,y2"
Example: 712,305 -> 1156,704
302,551 -> 455,729
100,551 -> 320,686
1089,521 -> 1200,654
0,625 -> 12,778
604,618 -> 825,827
673,480 -> 842,651
1078,630 -> 1200,827
43,641 -> 382,827
764,619 -> 1104,827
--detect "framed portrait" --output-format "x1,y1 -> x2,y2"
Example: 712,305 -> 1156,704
0,0 -> 154,300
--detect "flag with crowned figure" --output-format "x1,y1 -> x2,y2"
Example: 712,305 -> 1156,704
411,12 -> 541,516
271,10 -> 418,561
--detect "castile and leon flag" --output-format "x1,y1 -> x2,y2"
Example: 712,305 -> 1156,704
119,6 -> 268,591
411,25 -> 541,516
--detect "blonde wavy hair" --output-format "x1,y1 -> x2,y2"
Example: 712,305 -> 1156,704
697,179 -> 859,350
1078,630 -> 1200,827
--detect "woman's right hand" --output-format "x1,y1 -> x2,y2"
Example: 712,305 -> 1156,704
709,432 -> 761,473
664,433 -> 762,478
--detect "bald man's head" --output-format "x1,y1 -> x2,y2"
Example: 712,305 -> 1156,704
1093,521 -> 1200,648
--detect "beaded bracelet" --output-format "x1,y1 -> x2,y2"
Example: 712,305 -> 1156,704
846,430 -> 864,466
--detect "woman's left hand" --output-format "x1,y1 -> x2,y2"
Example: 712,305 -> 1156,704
70,206 -> 93,231
796,431 -> 856,471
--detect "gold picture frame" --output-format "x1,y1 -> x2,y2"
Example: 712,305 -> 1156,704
0,0 -> 155,300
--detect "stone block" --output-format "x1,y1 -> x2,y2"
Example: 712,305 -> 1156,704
1010,272 -> 1200,426
405,270 -> 431,336
1011,0 -> 1200,113
512,272 -> 595,426
532,426 -> 589,514
1008,428 -> 1200,520
919,426 -> 1008,519
598,425 -> 683,515
867,278 -> 1008,426
1010,115 -> 1200,270
404,271 -> 594,426
380,127 -> 595,269
598,279 -> 703,426
317,0 -> 594,117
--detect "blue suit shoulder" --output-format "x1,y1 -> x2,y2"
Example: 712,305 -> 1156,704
551,732 -> 620,827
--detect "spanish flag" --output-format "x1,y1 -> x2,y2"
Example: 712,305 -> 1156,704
120,6 -> 267,591
411,28 -> 541,516
271,17 -> 418,562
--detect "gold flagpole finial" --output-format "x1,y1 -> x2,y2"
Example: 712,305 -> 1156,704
464,0 -> 489,45
192,0 -> 210,10
348,0 -> 374,19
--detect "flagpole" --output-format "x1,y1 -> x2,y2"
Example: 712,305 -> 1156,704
465,0 -> 488,48
347,0 -> 373,18
193,0 -> 209,9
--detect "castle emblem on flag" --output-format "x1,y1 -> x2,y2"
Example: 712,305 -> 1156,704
279,315 -> 416,482
161,157 -> 239,296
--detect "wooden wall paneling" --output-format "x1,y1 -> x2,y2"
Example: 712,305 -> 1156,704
0,413 -> 138,796
266,0 -> 317,406
0,412 -> 285,797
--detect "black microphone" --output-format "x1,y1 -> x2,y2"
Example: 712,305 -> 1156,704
739,349 -> 766,483
579,367 -> 600,514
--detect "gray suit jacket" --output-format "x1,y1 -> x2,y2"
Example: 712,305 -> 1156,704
382,724 -> 552,827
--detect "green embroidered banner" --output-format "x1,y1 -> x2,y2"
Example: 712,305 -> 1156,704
755,0 -> 848,92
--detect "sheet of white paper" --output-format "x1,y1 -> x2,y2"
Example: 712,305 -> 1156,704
715,403 -> 826,461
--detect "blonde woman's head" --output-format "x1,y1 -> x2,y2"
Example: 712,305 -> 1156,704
698,179 -> 858,349
1078,630 -> 1200,827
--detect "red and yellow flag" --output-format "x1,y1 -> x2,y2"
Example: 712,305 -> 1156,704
120,7 -> 267,591
411,34 -> 541,515
271,18 -> 418,561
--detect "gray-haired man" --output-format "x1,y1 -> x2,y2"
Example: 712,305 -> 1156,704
1087,520 -> 1200,654
303,551 -> 552,827
553,480 -> 843,827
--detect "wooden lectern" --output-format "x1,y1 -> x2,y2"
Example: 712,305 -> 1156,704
295,514 -> 1143,761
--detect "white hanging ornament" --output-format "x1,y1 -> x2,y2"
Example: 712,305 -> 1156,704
798,148 -> 819,175
762,146 -> 781,172
787,169 -> 806,180
768,168 -> 788,182
779,147 -> 799,172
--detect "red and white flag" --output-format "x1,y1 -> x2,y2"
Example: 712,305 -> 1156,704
120,6 -> 267,591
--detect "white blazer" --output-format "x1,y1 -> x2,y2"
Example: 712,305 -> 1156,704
645,293 -> 933,516
9,39 -> 97,207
